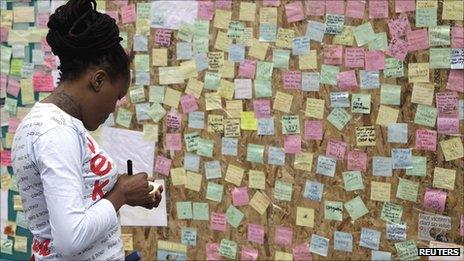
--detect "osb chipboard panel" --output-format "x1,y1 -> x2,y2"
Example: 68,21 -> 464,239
106,0 -> 464,260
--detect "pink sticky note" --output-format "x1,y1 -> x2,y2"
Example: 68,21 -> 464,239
215,0 -> 232,10
6,78 -> 20,97
7,118 -> 20,133
423,188 -> 447,213
253,99 -> 272,118
114,0 -> 128,6
337,70 -> 358,91
304,120 -> 323,140
263,0 -> 281,7
210,212 -> 227,231
0,27 -> 8,42
180,94 -> 198,113
324,45 -> 343,65
248,224 -> 265,244
346,0 -> 365,19
446,70 -> 464,93
155,155 -> 172,176
32,71 -> 54,92
325,0 -> 345,15
120,4 -> 136,24
437,117 -> 460,135
106,11 -> 119,24
241,247 -> 258,260
36,12 -> 49,28
0,150 -> 11,167
166,111 -> 182,130
451,26 -> 464,48
369,0 -> 388,18
44,54 -> 58,70
364,50 -> 385,70
166,133 -> 182,151
388,13 -> 411,38
41,37 -> 51,52
407,29 -> 429,52
395,0 -> 416,13
345,47 -> 365,68
306,0 -> 325,16
198,1 -> 214,21
206,243 -> 221,261
116,96 -> 127,107
238,60 -> 257,79
326,138 -> 347,160
275,226 -> 293,246
415,129 -> 437,151
293,243 -> 313,261
347,150 -> 367,171
0,75 -> 7,89
285,135 -> 302,154
232,187 -> 250,206
155,29 -> 172,47
387,37 -> 408,61
283,71 -> 302,89
436,92 -> 459,117
285,1 -> 305,23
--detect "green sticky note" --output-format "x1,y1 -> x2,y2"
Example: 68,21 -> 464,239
9,59 -> 23,77
414,104 -> 437,127
149,85 -> 165,103
256,61 -> 274,80
184,132 -> 200,152
227,20 -> 245,39
429,48 -> 451,69
120,31 -> 128,48
327,108 -> 352,131
246,143 -> 265,163
225,205 -> 244,228
176,201 -> 193,219
320,64 -> 339,85
324,201 -> 343,221
274,180 -> 293,201
0,238 -> 13,255
344,196 -> 369,221
197,138 -> 214,157
178,22 -> 194,42
384,58 -> 404,78
148,102 -> 167,122
429,26 -> 450,46
204,72 -> 220,90
368,32 -> 388,51
281,115 -> 300,134
181,227 -> 197,246
4,97 -> 18,116
193,202 -> 209,220
406,156 -> 427,177
254,79 -> 272,98
351,93 -> 371,114
134,54 -> 150,72
354,22 -> 375,46
116,108 -> 133,128
206,182 -> 223,202
219,239 -> 237,259
416,7 -> 437,28
381,202 -> 403,224
272,49 -> 290,69
380,84 -> 401,105
396,178 -> 419,202
395,241 -> 419,260
193,36 -> 209,53
194,20 -> 210,37
342,171 -> 364,191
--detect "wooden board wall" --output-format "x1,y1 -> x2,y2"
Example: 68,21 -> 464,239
103,1 -> 464,260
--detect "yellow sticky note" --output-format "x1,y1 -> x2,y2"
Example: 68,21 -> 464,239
208,114 -> 224,133
440,137 -> 464,161
1,173 -> 11,190
240,111 -> 257,130
249,39 -> 269,60
13,235 -> 28,253
185,171 -> 202,192
215,31 -> 233,52
143,124 -> 158,142
159,66 -> 185,85
442,0 -> 464,20
370,181 -> 391,202
171,167 -> 186,186
225,164 -> 244,186
239,2 -> 256,21
299,51 -> 318,70
260,7 -> 278,24
296,207 -> 314,227
218,60 -> 235,79
294,152 -> 313,172
180,60 -> 197,79
273,91 -> 293,113
417,0 -> 438,8
355,126 -> 376,146
20,79 -> 35,105
433,167 -> 456,190
275,251 -> 293,261
276,28 -> 295,49
208,52 -> 224,71
408,63 -> 429,83
13,6 -> 35,23
249,191 -> 271,215
152,48 -> 168,66
224,118 -> 241,137
218,80 -> 235,100
214,9 -> 232,29
185,78 -> 203,99
333,26 -> 354,46
376,105 -> 399,127
13,195 -> 23,211
411,83 -> 434,105
4,133 -> 14,149
249,170 -> 266,190
205,92 -> 222,111
1,10 -> 13,28
121,234 -> 134,251
305,98 -> 325,119
158,240 -> 187,253
163,87 -> 181,108
16,107 -> 31,120
225,100 -> 242,118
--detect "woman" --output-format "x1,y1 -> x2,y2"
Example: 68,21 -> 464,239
11,0 -> 162,260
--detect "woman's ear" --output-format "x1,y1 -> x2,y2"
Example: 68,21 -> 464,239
90,70 -> 107,92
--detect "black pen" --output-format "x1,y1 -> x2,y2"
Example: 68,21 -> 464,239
127,160 -> 133,175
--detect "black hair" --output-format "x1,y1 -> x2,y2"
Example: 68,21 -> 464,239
46,0 -> 130,83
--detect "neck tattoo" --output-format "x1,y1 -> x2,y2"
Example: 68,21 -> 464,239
50,89 -> 82,120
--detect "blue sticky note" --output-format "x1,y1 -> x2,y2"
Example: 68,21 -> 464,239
391,148 -> 413,170
188,111 -> 204,129
372,156 -> 392,177
184,153 -> 200,172
268,146 -> 285,166
229,44 -> 245,62
257,117 -> 275,135
181,227 -> 197,246
205,160 -> 222,180
222,138 -> 238,156
303,180 -> 324,201
387,123 -> 408,143
360,228 -> 381,250
334,231 -> 353,252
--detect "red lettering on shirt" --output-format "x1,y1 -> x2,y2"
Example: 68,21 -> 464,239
92,179 -> 109,201
90,155 -> 112,176
32,239 -> 50,256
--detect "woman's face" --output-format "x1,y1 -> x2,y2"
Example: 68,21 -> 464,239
81,71 -> 129,131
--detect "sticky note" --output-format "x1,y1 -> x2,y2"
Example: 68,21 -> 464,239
433,167 -> 456,190
344,196 -> 369,221
359,228 -> 381,250
296,207 -> 314,227
381,202 -> 403,224
309,234 -> 329,257
250,191 -> 270,215
370,181 -> 391,202
324,201 -> 343,221
396,178 -> 419,202
248,223 -> 265,244
334,231 -> 353,252
440,137 -> 464,161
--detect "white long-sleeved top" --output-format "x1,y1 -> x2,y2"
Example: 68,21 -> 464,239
11,102 -> 124,260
